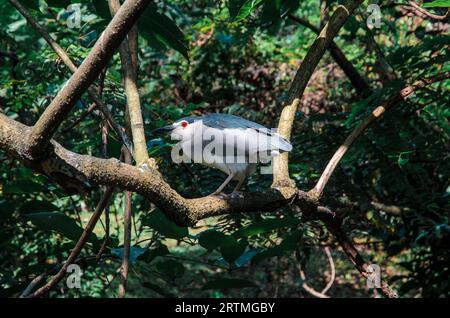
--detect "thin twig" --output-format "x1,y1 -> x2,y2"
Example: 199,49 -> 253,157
297,246 -> 335,298
312,71 -> 450,198
320,211 -> 397,298
321,246 -> 335,294
20,254 -> 115,298
298,265 -> 330,298
118,148 -> 133,298
96,71 -> 112,261
30,187 -> 114,298
405,1 -> 450,21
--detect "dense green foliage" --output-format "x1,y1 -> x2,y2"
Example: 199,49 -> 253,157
0,0 -> 449,297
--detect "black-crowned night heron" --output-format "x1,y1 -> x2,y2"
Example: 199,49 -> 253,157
153,114 -> 292,195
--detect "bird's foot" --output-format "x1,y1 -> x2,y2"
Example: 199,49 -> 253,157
230,190 -> 245,198
207,190 -> 224,197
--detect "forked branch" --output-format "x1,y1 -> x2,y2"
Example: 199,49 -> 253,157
30,187 -> 114,298
273,0 -> 364,186
19,0 -> 151,159
312,71 -> 450,198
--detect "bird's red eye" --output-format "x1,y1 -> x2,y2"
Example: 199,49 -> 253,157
181,121 -> 188,128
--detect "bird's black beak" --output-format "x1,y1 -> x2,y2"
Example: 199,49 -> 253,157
151,124 -> 175,136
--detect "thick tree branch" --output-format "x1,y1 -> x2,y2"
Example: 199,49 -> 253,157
0,112 -> 310,226
312,71 -> 450,198
108,0 -> 150,166
18,0 -> 151,160
273,0 -> 363,186
287,13 -> 369,94
272,98 -> 300,187
0,112 -> 400,297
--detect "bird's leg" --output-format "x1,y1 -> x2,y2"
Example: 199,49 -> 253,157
209,173 -> 235,196
232,176 -> 246,193
232,165 -> 253,193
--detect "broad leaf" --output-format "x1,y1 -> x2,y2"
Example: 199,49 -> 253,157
19,200 -> 59,214
198,230 -> 226,251
3,180 -> 47,194
145,209 -> 189,239
92,0 -> 111,21
20,0 -> 39,11
220,236 -> 247,264
233,216 -> 300,238
139,245 -> 170,263
0,201 -> 15,222
423,0 -> 450,7
280,0 -> 300,17
251,229 -> 303,264
156,259 -> 185,279
138,5 -> 189,59
111,246 -> 146,264
46,0 -> 71,8
229,0 -> 264,22
25,212 -> 99,245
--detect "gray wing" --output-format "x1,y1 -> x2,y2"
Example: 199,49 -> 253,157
200,113 -> 292,152
201,114 -> 268,131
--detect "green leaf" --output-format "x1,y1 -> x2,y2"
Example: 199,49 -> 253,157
139,245 -> 170,263
220,236 -> 247,264
234,248 -> 262,267
233,216 -> 300,238
46,0 -> 71,8
230,0 -> 264,22
138,5 -> 189,59
18,200 -> 59,214
203,278 -> 257,290
198,230 -> 226,251
3,180 -> 47,194
142,281 -> 176,298
251,229 -> 303,264
423,0 -> 450,8
228,0 -> 244,20
145,209 -> 189,239
156,259 -> 185,279
0,283 -> 28,297
280,0 -> 300,17
92,0 -> 112,21
261,0 -> 281,23
38,0 -> 48,14
20,0 -> 40,11
397,151 -> 412,168
251,244 -> 289,264
0,201 -> 15,222
111,246 -> 146,264
25,212 -> 99,245
107,136 -> 122,158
